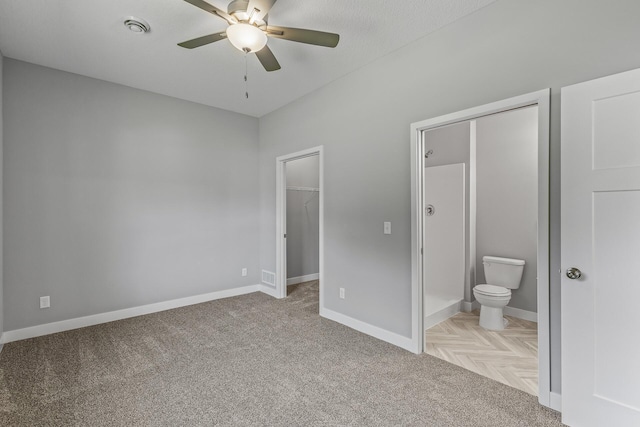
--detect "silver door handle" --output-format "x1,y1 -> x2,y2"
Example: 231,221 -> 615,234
566,267 -> 582,280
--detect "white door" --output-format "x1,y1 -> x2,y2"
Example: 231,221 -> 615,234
423,164 -> 465,329
561,68 -> 640,426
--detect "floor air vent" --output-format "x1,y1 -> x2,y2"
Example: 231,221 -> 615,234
261,270 -> 276,286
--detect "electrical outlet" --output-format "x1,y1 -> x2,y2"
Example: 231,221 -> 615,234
241,268 -> 248,277
384,221 -> 391,235
40,296 -> 50,309
339,288 -> 345,299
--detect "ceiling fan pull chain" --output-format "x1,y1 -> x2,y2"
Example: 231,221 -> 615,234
244,51 -> 249,99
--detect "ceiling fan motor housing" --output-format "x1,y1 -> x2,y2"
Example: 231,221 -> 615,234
227,0 -> 249,15
177,0 -> 340,72
227,0 -> 267,26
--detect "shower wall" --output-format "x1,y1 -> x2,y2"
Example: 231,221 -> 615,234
423,122 -> 472,302
423,163 -> 465,323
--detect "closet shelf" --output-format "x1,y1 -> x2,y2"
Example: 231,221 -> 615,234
286,186 -> 320,192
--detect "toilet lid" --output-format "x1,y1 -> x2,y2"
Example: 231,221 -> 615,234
474,284 -> 511,296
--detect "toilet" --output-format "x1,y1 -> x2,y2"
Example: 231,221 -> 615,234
473,256 -> 525,331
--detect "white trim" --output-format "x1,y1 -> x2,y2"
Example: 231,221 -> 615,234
424,300 -> 461,330
287,273 -> 319,286
0,285 -> 260,344
286,186 -> 320,192
550,392 -> 562,412
536,89 -> 552,409
461,300 -> 480,313
461,300 -> 538,322
410,89 -> 553,406
275,146 -> 324,308
504,306 -> 538,323
258,284 -> 279,298
320,307 -> 414,352
469,122 -> 477,302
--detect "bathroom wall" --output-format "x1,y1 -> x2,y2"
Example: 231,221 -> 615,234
475,106 -> 538,313
286,156 -> 320,279
423,110 -> 538,314
423,122 -> 471,302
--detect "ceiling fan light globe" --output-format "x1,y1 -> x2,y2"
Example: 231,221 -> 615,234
226,23 -> 267,53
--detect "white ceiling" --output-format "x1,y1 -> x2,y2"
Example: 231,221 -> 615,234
0,0 -> 497,117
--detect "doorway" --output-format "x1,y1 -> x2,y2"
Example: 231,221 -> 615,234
422,107 -> 539,396
410,90 -> 552,407
284,155 -> 320,300
275,146 -> 324,306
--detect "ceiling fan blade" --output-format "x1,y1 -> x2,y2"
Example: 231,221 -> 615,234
178,32 -> 227,49
246,0 -> 277,22
266,26 -> 339,48
255,45 -> 281,72
183,0 -> 236,24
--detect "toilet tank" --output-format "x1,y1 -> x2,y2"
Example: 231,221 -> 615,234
482,256 -> 525,289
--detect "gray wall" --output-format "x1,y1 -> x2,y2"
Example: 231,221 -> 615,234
423,122 -> 471,302
258,0 -> 640,393
0,50 -> 4,340
286,156 -> 320,278
3,59 -> 260,331
475,107 -> 538,313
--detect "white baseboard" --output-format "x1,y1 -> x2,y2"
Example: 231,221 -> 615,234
462,300 -> 537,323
0,285 -> 261,344
424,300 -> 461,330
287,273 -> 319,286
258,284 -> 279,298
549,391 -> 562,412
462,300 -> 480,312
320,307 -> 414,352
504,306 -> 538,323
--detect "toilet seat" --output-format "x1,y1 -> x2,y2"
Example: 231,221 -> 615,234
474,284 -> 511,297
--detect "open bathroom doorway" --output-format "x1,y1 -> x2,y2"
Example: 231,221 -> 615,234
275,147 -> 323,310
410,90 -> 551,406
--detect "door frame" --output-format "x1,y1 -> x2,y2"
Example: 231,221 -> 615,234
275,146 -> 324,304
409,89 -> 552,407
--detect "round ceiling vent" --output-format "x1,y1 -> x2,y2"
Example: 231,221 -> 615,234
123,17 -> 150,34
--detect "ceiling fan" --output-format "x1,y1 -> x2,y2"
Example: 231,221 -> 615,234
178,0 -> 340,71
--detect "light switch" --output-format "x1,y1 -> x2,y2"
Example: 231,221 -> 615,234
384,221 -> 391,235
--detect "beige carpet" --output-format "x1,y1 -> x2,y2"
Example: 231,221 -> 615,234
0,281 -> 562,426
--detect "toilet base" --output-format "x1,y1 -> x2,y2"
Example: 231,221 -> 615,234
479,306 -> 508,331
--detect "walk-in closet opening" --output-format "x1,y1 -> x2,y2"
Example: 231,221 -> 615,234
275,146 -> 324,308
284,155 -> 320,300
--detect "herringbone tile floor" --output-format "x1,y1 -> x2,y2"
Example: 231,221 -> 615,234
425,311 -> 538,396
